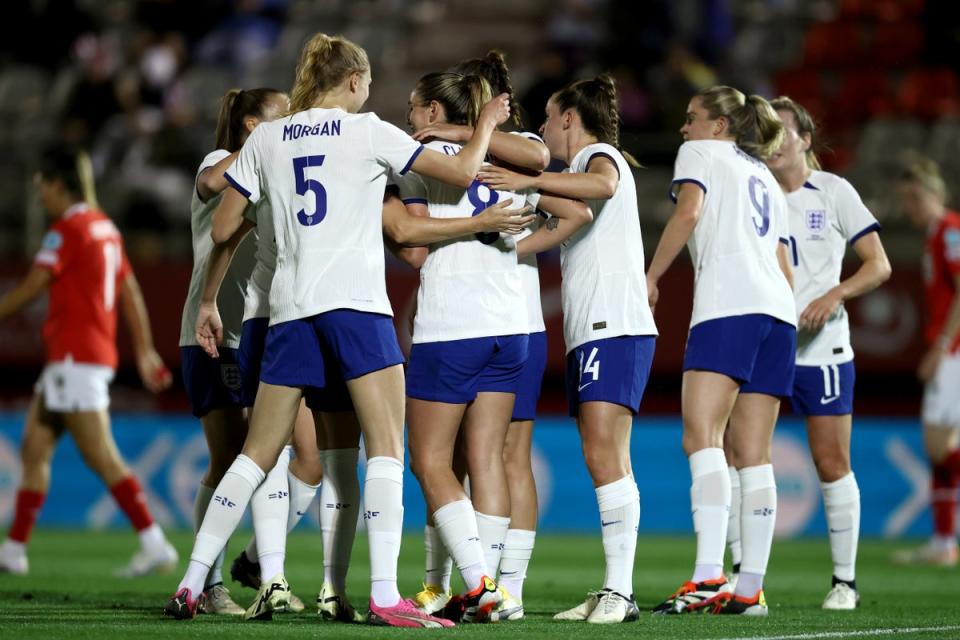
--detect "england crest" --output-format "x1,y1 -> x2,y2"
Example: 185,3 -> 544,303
221,364 -> 242,390
806,209 -> 825,231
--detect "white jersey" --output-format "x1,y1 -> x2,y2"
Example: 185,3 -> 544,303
513,131 -> 547,334
671,140 -> 796,328
225,108 -> 424,325
397,140 -> 532,343
242,197 -> 276,322
180,150 -> 257,348
560,143 -> 658,353
786,170 -> 880,366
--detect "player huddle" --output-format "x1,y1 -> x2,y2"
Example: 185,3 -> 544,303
3,28 -> 960,628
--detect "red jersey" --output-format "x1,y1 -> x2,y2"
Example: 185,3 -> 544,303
923,209 -> 960,353
33,203 -> 132,368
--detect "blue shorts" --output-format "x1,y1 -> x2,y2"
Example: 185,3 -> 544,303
260,310 -> 404,401
512,331 -> 547,422
565,335 -> 656,417
790,361 -> 855,416
180,346 -> 243,418
683,314 -> 797,398
238,318 -> 268,407
407,334 -> 529,404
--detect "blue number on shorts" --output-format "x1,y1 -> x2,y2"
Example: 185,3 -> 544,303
748,175 -> 770,237
467,179 -> 500,245
788,235 -> 799,267
293,155 -> 327,226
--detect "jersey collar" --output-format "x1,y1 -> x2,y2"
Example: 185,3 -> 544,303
63,202 -> 91,219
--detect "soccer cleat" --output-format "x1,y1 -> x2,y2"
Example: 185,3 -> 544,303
822,582 -> 859,610
722,569 -> 739,593
461,576 -> 502,623
652,577 -> 728,614
892,542 -> 958,567
438,594 -> 465,622
368,597 -> 454,628
586,590 -> 640,624
115,541 -> 178,578
710,589 -> 768,616
0,541 -> 28,575
413,582 -> 453,615
554,589 -> 607,620
317,581 -> 364,622
164,587 -> 205,620
490,587 -> 524,622
287,592 -> 305,613
230,552 -> 261,589
200,583 -> 244,615
242,573 -> 292,621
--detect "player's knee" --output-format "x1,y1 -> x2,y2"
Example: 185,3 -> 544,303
813,452 -> 850,482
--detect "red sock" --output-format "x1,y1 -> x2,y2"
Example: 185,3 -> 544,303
932,463 -> 958,538
8,490 -> 45,543
110,476 -> 154,532
944,449 -> 960,481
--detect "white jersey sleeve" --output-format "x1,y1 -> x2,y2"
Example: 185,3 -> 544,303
224,127 -> 265,203
395,170 -> 428,204
833,177 -> 881,244
369,115 -> 425,176
670,142 -> 710,202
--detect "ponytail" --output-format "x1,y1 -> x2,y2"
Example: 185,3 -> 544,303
552,73 -> 641,168
696,86 -> 784,161
413,72 -> 493,127
289,33 -> 369,113
75,150 -> 98,208
214,87 -> 285,152
453,50 -> 522,128
769,96 -> 822,171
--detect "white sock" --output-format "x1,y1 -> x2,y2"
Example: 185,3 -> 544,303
737,463 -> 777,597
365,456 -> 404,607
727,466 -> 742,570
193,483 -> 225,588
180,455 -> 265,595
138,523 -> 166,553
433,499 -> 488,590
476,511 -> 510,578
821,472 -> 860,582
252,448 -> 291,581
424,524 -> 452,591
287,470 -> 320,532
596,475 -> 640,595
689,448 -> 730,583
320,448 -> 360,594
499,529 -> 535,600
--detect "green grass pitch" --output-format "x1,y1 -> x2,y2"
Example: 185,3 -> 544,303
1,530 -> 958,639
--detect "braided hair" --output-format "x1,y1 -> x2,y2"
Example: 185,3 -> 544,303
552,73 -> 640,168
453,50 -> 523,129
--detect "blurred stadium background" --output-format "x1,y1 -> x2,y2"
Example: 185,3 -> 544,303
0,0 -> 956,538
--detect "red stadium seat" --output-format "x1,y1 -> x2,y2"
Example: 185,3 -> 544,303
803,22 -> 864,68
897,68 -> 960,120
871,23 -> 923,67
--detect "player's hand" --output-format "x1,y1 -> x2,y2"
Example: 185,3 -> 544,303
413,123 -> 471,143
646,274 -> 660,314
918,345 -> 945,383
477,165 -> 536,192
475,202 -> 536,235
479,93 -> 511,127
196,301 -> 224,358
799,290 -> 842,330
137,349 -> 172,393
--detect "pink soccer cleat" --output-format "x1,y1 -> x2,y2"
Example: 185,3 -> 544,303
164,587 -> 205,620
368,597 -> 455,628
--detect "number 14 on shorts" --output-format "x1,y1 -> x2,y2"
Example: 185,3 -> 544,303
578,347 -> 600,391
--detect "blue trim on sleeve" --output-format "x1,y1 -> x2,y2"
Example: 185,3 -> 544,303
399,145 -> 425,176
587,152 -> 620,179
402,198 -> 428,206
778,237 -> 790,246
802,181 -> 819,190
848,222 -> 881,246
669,178 -> 707,203
224,172 -> 252,199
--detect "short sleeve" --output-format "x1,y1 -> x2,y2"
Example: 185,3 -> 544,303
370,116 -> 424,176
943,224 -> 960,276
670,142 -> 709,203
34,227 -> 69,276
773,190 -> 790,245
832,178 -> 880,245
395,170 -> 428,205
224,127 -> 264,203
117,236 -> 132,280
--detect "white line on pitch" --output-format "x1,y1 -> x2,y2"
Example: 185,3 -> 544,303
712,625 -> 960,640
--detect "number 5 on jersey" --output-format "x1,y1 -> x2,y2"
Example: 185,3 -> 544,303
293,155 -> 327,226
578,347 -> 600,391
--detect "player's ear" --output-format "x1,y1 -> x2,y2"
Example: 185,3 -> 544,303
349,71 -> 362,93
800,131 -> 812,153
243,115 -> 258,134
561,108 -> 574,130
428,100 -> 441,124
714,116 -> 728,138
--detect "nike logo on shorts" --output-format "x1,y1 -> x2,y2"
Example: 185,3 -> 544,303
578,381 -> 594,392
820,396 -> 840,405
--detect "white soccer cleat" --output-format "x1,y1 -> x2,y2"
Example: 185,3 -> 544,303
822,583 -> 860,610
243,573 -> 292,621
892,541 -> 958,567
491,586 -> 524,621
200,583 -> 245,615
586,590 -> 639,624
554,589 -> 606,621
0,540 -> 28,575
114,541 -> 178,578
317,581 -> 364,622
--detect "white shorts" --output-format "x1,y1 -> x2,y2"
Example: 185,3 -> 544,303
35,360 -> 114,412
922,351 -> 960,429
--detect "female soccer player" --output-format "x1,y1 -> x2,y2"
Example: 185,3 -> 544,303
763,96 -> 890,609
0,148 -> 176,578
165,32 -> 513,627
644,86 -> 795,616
481,74 -> 658,624
893,157 -> 960,568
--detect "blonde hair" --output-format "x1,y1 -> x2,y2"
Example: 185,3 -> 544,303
414,72 -> 492,127
899,154 -> 948,203
289,33 -> 369,112
697,86 -> 784,160
552,73 -> 641,168
453,50 -> 522,128
769,96 -> 822,171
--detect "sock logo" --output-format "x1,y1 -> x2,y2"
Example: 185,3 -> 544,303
325,503 -> 352,510
601,519 -> 622,527
267,491 -> 289,500
489,543 -> 504,551
363,510 -> 380,520
214,495 -> 236,508
752,508 -> 775,516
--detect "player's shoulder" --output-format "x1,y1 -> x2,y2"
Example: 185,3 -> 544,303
197,149 -> 231,176
572,142 -> 621,171
809,170 -> 857,197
